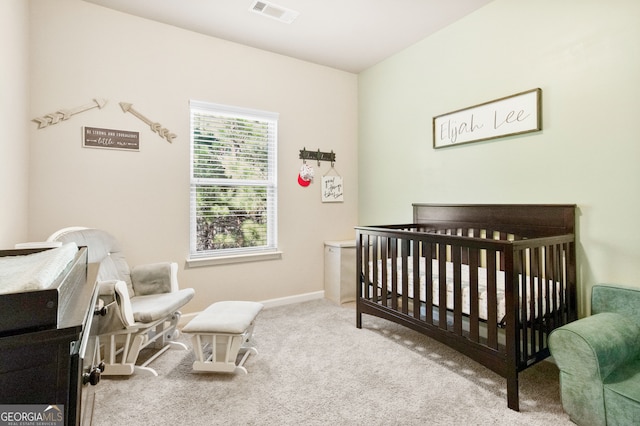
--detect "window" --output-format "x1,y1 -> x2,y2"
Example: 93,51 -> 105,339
189,100 -> 278,261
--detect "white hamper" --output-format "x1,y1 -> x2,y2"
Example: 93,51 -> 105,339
324,240 -> 356,305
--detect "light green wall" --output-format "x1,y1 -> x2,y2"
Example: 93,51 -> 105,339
358,0 -> 640,314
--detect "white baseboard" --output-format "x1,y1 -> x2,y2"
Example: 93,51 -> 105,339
178,290 -> 326,327
260,290 -> 325,309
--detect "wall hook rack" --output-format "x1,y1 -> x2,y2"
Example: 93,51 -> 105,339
299,148 -> 336,166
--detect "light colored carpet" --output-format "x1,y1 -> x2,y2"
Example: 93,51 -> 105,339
91,299 -> 573,425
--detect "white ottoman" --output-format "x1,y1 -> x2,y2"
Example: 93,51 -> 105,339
183,301 -> 264,374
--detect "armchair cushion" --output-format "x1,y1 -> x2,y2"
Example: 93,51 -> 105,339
130,288 -> 195,323
604,359 -> 640,425
131,262 -> 177,295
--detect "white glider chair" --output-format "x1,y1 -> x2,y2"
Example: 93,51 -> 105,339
49,227 -> 195,376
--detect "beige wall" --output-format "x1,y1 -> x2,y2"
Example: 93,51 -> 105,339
27,0 -> 358,312
358,0 -> 640,315
0,1 -> 29,247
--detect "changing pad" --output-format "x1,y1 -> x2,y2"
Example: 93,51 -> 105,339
0,243 -> 78,294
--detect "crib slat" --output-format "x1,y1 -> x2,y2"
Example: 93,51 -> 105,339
452,245 -> 463,335
370,235 -> 378,303
567,241 -> 577,322
380,237 -> 388,307
530,247 -> 540,356
487,250 -> 498,349
555,243 -> 564,326
438,243 -> 447,330
412,239 -> 421,319
561,243 -> 576,323
390,238 -> 398,310
469,247 -> 480,342
361,233 -> 370,300
518,249 -> 528,360
550,243 -> 560,328
544,244 -> 553,333
527,247 -> 535,357
401,239 -> 409,314
499,232 -> 507,271
554,243 -> 562,328
536,246 -> 545,352
424,242 -> 434,324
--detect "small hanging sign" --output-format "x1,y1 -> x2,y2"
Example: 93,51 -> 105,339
83,126 -> 140,151
321,175 -> 344,202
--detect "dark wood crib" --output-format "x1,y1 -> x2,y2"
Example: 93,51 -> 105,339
355,204 -> 577,411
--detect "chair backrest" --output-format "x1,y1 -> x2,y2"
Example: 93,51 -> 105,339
49,227 -> 135,297
592,284 -> 640,326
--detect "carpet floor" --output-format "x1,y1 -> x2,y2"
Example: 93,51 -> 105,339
91,298 -> 573,425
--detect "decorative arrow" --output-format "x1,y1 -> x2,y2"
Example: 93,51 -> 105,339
119,102 -> 176,143
32,98 -> 107,129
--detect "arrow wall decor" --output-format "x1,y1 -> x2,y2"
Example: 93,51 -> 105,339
119,102 -> 176,143
32,98 -> 107,129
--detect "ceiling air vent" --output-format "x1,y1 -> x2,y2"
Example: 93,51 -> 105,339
249,1 -> 299,24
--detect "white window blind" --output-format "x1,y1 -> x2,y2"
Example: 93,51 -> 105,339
189,100 -> 278,259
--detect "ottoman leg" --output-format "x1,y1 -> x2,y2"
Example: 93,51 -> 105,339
191,333 -> 247,373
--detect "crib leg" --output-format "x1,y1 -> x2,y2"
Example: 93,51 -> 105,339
507,374 -> 520,411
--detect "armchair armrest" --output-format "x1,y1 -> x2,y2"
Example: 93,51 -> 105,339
96,279 -> 135,332
130,262 -> 178,296
549,312 -> 640,381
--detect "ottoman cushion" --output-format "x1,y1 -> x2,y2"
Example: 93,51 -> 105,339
183,301 -> 264,334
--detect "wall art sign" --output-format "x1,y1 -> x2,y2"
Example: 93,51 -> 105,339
83,126 -> 139,151
321,175 -> 344,203
433,88 -> 541,148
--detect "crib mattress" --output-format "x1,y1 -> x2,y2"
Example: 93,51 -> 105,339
370,257 -> 559,323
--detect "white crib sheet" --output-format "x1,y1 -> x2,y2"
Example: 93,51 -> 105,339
370,256 -> 559,323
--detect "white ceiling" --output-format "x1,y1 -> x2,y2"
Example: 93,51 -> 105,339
83,0 -> 493,73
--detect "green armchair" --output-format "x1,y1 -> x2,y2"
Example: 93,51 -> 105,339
548,284 -> 640,426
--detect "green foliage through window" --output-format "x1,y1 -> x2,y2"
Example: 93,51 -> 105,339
190,102 -> 277,256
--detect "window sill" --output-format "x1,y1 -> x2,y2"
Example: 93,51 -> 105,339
186,250 -> 283,268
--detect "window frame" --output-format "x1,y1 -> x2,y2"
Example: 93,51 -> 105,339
188,100 -> 280,266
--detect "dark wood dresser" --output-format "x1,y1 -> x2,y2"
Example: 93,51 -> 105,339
0,247 -> 101,426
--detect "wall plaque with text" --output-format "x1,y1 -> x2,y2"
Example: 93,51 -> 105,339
83,126 -> 139,151
433,88 -> 541,148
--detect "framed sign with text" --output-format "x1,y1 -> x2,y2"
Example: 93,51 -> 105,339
433,88 -> 541,148
321,175 -> 344,203
83,126 -> 140,151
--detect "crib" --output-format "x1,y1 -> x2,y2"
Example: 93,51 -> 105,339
355,204 -> 577,411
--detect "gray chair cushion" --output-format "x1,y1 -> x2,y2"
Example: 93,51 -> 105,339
130,288 -> 195,323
